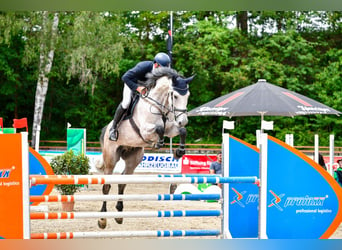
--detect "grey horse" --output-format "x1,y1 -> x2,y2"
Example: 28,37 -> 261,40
96,67 -> 194,229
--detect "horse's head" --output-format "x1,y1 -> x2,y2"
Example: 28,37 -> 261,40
170,74 -> 195,127
145,68 -> 195,128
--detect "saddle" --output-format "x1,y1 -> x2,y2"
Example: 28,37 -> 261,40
122,93 -> 140,121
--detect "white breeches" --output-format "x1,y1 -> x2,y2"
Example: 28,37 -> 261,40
122,84 -> 133,109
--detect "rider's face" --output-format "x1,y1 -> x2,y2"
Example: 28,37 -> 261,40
153,63 -> 170,69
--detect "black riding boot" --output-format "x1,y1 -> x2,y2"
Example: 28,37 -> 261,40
109,104 -> 126,141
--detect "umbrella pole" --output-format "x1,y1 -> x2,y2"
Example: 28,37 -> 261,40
256,113 -> 265,148
260,112 -> 264,134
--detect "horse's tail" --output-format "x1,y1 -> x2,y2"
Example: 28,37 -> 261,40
100,125 -> 107,147
95,158 -> 104,172
95,125 -> 108,172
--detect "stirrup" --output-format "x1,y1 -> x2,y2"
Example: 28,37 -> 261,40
109,129 -> 119,141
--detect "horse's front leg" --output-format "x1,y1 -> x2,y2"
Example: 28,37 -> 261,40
155,125 -> 165,149
115,183 -> 126,224
98,184 -> 111,229
174,127 -> 186,159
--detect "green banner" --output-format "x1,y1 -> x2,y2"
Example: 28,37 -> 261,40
0,128 -> 16,134
67,128 -> 86,155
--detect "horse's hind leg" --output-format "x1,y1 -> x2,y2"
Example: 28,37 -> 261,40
115,147 -> 144,224
115,182 -> 125,224
98,183 -> 111,229
98,148 -> 119,229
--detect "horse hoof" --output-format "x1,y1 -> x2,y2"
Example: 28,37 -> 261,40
98,218 -> 107,229
169,184 -> 177,194
115,218 -> 123,224
174,149 -> 185,159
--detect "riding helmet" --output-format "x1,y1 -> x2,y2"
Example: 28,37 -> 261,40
154,52 -> 171,67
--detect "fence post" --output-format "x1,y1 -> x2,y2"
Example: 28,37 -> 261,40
329,135 -> 335,176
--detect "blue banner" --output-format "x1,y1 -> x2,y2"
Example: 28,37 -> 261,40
266,136 -> 342,238
227,134 -> 342,238
29,147 -> 54,205
229,135 -> 260,238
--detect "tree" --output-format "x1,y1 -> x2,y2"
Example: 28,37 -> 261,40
236,11 -> 248,34
1,11 -> 342,146
31,11 -> 59,148
30,11 -> 127,143
63,12 -> 126,93
0,12 -> 36,124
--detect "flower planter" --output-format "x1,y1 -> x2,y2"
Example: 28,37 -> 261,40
61,201 -> 75,212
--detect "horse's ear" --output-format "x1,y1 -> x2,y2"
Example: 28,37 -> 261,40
185,74 -> 196,84
173,74 -> 196,86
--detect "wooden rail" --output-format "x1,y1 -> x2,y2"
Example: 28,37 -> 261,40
36,140 -> 342,155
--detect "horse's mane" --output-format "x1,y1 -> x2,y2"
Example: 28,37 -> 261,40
145,67 -> 179,89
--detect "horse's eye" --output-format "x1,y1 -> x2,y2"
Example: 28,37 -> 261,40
174,95 -> 178,100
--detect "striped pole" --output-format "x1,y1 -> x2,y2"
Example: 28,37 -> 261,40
31,229 -> 221,239
30,210 -> 222,220
30,174 -> 258,185
30,193 -> 221,203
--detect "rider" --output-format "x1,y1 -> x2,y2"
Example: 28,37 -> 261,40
109,52 -> 171,141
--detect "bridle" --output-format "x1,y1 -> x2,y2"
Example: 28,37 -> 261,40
140,80 -> 188,123
168,90 -> 188,122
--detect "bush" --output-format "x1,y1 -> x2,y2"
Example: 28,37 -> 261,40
50,150 -> 90,195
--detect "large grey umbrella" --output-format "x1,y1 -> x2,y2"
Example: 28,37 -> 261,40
188,79 -> 341,120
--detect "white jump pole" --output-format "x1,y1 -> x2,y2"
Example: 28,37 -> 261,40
258,132 -> 268,239
256,130 -> 261,148
285,134 -> 294,147
329,134 -> 335,176
258,120 -> 273,239
21,132 -> 31,239
221,120 -> 234,239
314,134 -> 319,163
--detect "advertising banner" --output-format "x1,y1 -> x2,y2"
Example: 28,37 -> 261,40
46,152 -> 181,174
323,156 -> 342,171
0,133 -> 29,239
181,154 -> 216,174
136,153 -> 181,173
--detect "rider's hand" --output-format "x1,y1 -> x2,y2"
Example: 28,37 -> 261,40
136,86 -> 147,95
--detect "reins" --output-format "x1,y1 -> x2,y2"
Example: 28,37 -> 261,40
140,85 -> 187,122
